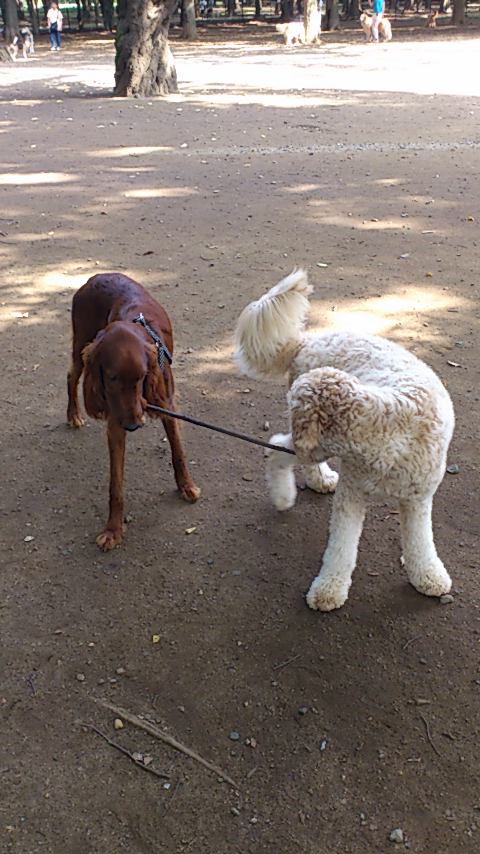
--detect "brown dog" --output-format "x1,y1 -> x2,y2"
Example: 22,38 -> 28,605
427,10 -> 438,27
67,273 -> 200,550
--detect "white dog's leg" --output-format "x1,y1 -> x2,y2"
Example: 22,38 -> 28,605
304,462 -> 339,494
266,433 -> 297,511
399,497 -> 451,597
307,481 -> 366,612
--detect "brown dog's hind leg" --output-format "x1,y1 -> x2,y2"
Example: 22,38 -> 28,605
67,349 -> 85,428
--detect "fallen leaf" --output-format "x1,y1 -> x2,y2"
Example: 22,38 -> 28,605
152,634 -> 161,644
446,361 -> 461,368
185,526 -> 197,535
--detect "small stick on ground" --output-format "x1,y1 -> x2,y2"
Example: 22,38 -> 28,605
91,698 -> 239,789
162,778 -> 182,817
402,635 -> 421,651
87,724 -> 170,779
273,653 -> 301,671
420,714 -> 442,757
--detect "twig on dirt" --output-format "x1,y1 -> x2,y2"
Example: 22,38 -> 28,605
246,765 -> 258,780
162,778 -> 182,817
402,635 -> 421,651
419,714 -> 441,757
273,653 -> 302,672
296,664 -> 324,681
287,832 -> 310,852
26,673 -> 37,696
87,724 -> 170,780
91,698 -> 239,789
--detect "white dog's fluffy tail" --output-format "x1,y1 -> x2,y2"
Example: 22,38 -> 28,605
234,269 -> 312,378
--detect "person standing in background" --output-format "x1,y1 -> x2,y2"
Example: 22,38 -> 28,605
369,0 -> 384,42
47,2 -> 63,51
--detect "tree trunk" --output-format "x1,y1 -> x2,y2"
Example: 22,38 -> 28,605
343,0 -> 360,19
182,0 -> 197,37
26,0 -> 40,34
254,0 -> 262,18
3,0 -> 19,42
114,0 -> 178,97
280,0 -> 293,19
304,0 -> 320,42
100,0 -> 114,30
453,0 -> 465,24
3,0 -> 18,44
325,0 -> 339,29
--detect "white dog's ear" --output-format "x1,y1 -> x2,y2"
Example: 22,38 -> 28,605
289,367 -> 363,461
288,373 -> 331,462
291,404 -> 325,462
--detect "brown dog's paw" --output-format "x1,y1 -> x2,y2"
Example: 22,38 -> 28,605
96,527 -> 124,551
179,483 -> 201,503
67,413 -> 85,428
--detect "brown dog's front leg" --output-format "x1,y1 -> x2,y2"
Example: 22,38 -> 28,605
161,411 -> 200,503
96,420 -> 126,550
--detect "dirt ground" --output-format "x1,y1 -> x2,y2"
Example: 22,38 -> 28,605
1,21 -> 480,854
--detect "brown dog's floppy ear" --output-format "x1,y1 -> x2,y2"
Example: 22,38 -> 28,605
82,338 -> 106,419
143,344 -> 173,405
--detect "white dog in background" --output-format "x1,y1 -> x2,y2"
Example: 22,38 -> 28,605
276,21 -> 306,46
234,270 -> 454,612
360,11 -> 392,42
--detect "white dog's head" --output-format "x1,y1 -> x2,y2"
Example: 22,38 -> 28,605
288,367 -> 368,462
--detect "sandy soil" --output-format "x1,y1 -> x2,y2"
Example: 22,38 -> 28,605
1,21 -> 480,854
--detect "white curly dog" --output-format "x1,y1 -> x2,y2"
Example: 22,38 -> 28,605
234,270 -> 454,612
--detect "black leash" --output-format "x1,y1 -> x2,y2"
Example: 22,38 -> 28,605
145,403 -> 296,455
131,316 -> 291,454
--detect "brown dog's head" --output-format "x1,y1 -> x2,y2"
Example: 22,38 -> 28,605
82,322 -> 169,431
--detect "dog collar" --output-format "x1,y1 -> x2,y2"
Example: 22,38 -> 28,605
132,313 -> 173,371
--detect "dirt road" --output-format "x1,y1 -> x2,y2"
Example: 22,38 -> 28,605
1,25 -> 479,854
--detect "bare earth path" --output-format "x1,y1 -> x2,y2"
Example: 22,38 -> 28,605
1,24 -> 479,854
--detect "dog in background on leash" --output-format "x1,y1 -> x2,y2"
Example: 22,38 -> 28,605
8,27 -> 34,60
234,270 -> 454,612
360,12 -> 392,42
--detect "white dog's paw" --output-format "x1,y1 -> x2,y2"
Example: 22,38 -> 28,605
270,469 -> 297,511
304,465 -> 339,495
306,575 -> 349,612
266,433 -> 297,511
408,559 -> 452,598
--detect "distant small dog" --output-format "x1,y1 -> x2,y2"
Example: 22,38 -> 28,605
360,12 -> 392,42
276,21 -> 305,46
9,27 -> 34,60
427,10 -> 438,27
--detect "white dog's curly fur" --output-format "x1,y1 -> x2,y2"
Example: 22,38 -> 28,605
234,270 -> 454,611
